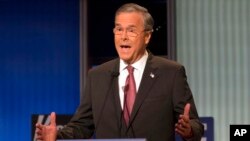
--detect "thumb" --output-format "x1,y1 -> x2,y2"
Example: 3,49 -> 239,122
50,112 -> 56,126
183,103 -> 190,117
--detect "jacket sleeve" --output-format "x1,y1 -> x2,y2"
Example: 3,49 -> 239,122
172,66 -> 204,141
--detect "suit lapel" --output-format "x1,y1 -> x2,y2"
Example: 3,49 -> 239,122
128,54 -> 159,128
95,59 -> 122,131
109,59 -> 123,128
112,75 -> 123,126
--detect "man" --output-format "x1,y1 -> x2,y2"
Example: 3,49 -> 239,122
36,3 -> 204,141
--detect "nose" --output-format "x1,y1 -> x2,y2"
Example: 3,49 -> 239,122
120,30 -> 129,40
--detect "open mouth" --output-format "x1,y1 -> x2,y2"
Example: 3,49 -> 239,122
120,45 -> 131,48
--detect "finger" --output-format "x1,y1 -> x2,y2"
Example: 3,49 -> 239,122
178,116 -> 189,128
36,123 -> 44,130
175,124 -> 185,135
175,121 -> 192,138
50,112 -> 56,126
36,135 -> 43,140
35,128 -> 42,135
177,118 -> 188,129
175,123 -> 185,132
179,114 -> 190,124
175,128 -> 185,135
36,131 -> 44,140
183,103 -> 190,118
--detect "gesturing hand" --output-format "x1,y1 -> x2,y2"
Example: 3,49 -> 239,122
35,112 -> 57,141
175,103 -> 193,139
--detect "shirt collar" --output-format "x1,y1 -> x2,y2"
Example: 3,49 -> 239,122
119,51 -> 148,72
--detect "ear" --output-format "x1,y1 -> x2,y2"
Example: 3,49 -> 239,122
144,32 -> 152,45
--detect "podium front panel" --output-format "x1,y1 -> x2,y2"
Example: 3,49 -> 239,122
57,139 -> 146,141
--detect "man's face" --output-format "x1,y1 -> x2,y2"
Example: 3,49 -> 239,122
114,12 -> 152,64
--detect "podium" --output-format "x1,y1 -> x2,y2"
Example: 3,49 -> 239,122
58,139 -> 146,141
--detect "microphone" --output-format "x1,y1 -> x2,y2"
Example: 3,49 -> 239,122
95,70 -> 119,133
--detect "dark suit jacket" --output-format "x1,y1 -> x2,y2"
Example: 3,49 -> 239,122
57,54 -> 204,141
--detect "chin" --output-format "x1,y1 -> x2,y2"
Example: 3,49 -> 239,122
119,53 -> 129,59
120,57 -> 130,63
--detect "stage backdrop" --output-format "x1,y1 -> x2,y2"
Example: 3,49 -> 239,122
0,0 -> 80,140
176,0 -> 250,141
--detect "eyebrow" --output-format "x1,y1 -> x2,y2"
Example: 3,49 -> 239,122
114,24 -> 137,28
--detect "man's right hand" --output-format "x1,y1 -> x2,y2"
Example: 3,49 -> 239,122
35,112 -> 57,141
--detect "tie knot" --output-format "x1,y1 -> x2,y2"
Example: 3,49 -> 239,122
126,65 -> 134,74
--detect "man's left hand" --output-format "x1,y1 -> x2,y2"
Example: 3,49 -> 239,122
175,103 -> 193,139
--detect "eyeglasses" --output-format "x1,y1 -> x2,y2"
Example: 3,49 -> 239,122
113,27 -> 145,37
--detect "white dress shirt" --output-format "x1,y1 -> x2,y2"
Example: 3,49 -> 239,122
118,51 -> 148,109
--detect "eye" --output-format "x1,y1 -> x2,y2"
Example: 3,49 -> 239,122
127,28 -> 136,33
116,27 -> 123,32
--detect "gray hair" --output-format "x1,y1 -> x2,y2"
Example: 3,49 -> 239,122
115,3 -> 154,32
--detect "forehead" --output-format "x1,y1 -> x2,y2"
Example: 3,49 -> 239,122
115,12 -> 144,27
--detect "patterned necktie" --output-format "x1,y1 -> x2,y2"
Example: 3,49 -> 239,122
123,65 -> 136,126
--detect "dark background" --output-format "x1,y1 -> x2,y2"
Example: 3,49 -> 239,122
88,0 -> 167,66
